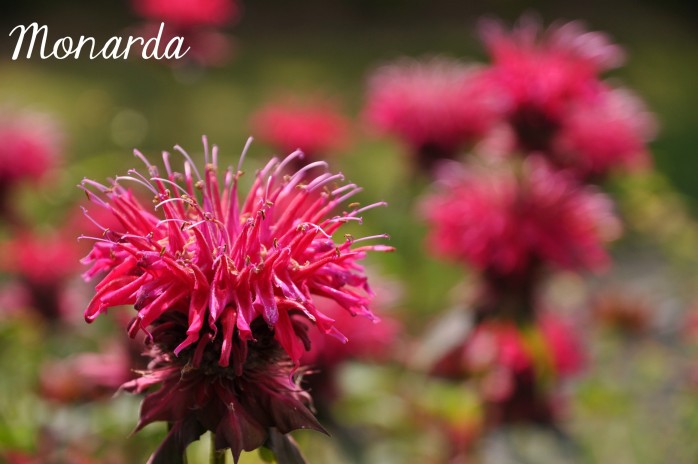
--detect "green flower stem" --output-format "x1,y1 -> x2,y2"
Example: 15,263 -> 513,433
211,433 -> 226,464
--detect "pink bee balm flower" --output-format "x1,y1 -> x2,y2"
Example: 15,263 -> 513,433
0,109 -> 62,223
0,230 -> 82,322
421,157 -> 620,277
363,57 -> 503,171
479,17 -> 624,151
80,137 -> 392,461
81,137 -> 391,365
552,87 -> 657,179
0,109 -> 62,186
432,314 -> 584,425
0,231 -> 80,288
132,0 -> 240,28
251,99 -> 350,166
130,0 -> 240,67
471,316 -> 584,425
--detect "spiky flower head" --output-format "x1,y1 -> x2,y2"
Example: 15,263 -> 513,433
363,57 -> 503,171
421,157 -> 620,278
0,108 -> 62,188
479,16 -> 624,152
552,87 -> 656,178
80,137 -> 391,461
81,137 -> 391,364
480,16 -> 624,80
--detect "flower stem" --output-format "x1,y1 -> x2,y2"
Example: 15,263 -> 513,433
210,433 -> 226,464
168,422 -> 189,463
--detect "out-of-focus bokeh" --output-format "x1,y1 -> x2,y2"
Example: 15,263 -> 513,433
1,1 -> 698,463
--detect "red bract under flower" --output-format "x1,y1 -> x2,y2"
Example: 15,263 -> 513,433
363,57 -> 503,170
0,109 -> 62,187
421,157 -> 619,276
479,17 -> 623,151
123,316 -> 322,464
132,0 -> 240,28
553,88 -> 656,178
80,137 -> 392,368
251,99 -> 350,164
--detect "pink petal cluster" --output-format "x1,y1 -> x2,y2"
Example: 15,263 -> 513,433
132,0 -> 240,28
363,57 -> 503,169
0,231 -> 80,286
81,138 -> 390,367
251,99 -> 350,163
0,108 -> 62,187
80,138 -> 392,461
432,314 -> 584,423
130,0 -> 240,67
421,157 -> 619,276
471,315 -> 584,424
552,88 -> 656,177
362,17 -> 656,180
478,17 -> 656,177
0,230 -> 82,321
480,16 -> 624,123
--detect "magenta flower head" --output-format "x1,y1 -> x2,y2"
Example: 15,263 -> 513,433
363,57 -> 503,172
432,314 -> 584,425
0,230 -> 81,322
130,0 -> 241,67
0,108 -> 62,186
479,16 -> 624,151
251,98 -> 350,167
552,87 -> 657,179
132,0 -> 240,28
0,108 -> 62,222
79,137 -> 392,462
421,157 -> 620,279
